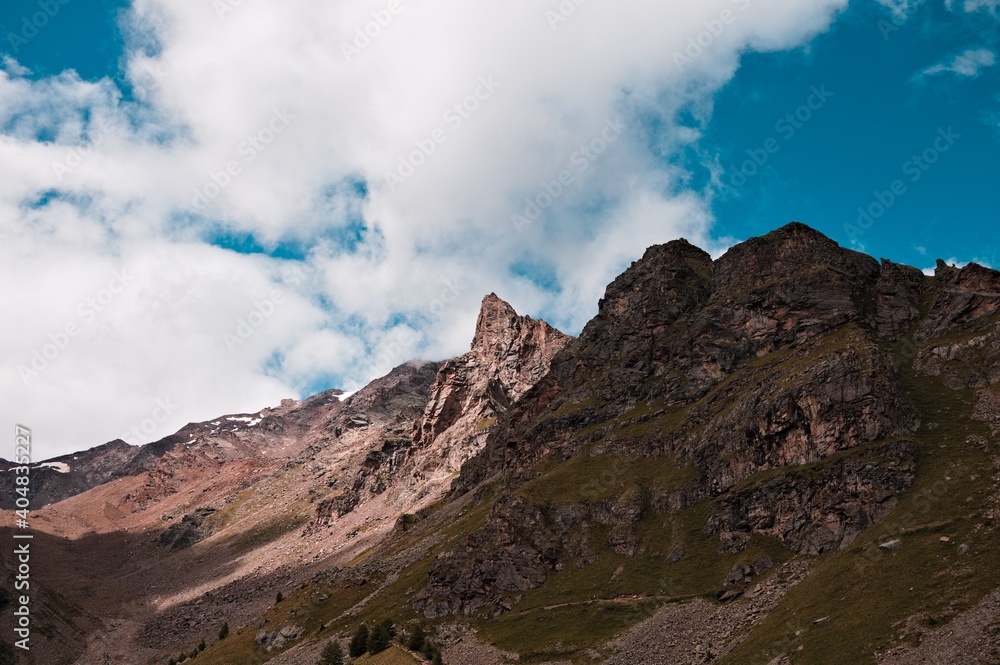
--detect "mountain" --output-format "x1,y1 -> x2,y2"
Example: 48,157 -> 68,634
2,222 -> 999,665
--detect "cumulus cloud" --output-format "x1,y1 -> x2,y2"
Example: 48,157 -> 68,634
918,48 -> 996,78
1,0 -> 848,457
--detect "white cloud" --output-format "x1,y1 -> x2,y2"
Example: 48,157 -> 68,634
918,48 -> 996,78
945,0 -> 1000,15
922,257 -> 994,275
1,0 -> 848,458
1,56 -> 31,77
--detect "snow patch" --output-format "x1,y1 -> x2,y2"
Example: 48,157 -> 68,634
184,439 -> 196,446
39,462 -> 70,473
226,415 -> 262,427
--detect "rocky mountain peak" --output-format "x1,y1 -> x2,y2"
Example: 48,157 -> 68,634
470,293 -> 567,386
412,295 -> 570,456
714,221 -> 879,293
471,292 -> 521,356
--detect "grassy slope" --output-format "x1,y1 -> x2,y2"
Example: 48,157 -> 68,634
718,336 -> 1000,664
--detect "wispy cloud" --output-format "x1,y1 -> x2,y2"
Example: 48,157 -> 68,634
918,48 -> 996,79
945,0 -> 1000,15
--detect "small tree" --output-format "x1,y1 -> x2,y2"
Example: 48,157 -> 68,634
317,640 -> 344,665
218,622 -> 229,640
367,620 -> 391,655
198,639 -> 206,652
406,623 -> 426,651
275,591 -> 284,604
349,624 -> 369,658
432,649 -> 444,665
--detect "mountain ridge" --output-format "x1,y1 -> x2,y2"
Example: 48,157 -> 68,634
3,222 -> 1000,665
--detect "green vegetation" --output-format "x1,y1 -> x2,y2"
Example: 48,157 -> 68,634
349,624 -> 369,658
351,645 -> 423,663
366,618 -> 394,654
515,447 -> 697,505
317,640 -> 344,665
482,601 -> 661,662
718,334 -> 1000,664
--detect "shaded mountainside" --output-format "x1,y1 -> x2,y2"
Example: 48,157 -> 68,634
4,222 -> 1000,665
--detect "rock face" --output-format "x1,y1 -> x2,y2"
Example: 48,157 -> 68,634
918,259 -> 1000,339
157,506 -> 218,549
705,440 -> 919,554
310,362 -> 442,524
315,294 -> 569,524
0,439 -> 141,509
430,223 -> 940,616
408,294 -> 571,475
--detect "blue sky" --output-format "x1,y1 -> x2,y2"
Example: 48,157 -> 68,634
705,1 -> 1000,268
1,0 -> 998,456
1,0 -> 130,82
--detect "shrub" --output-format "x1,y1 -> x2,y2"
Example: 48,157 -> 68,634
317,640 -> 344,665
367,620 -> 392,655
406,623 -> 426,651
349,624 -> 369,658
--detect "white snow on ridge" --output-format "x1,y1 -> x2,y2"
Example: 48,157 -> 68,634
226,416 -> 262,426
39,462 -> 70,473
